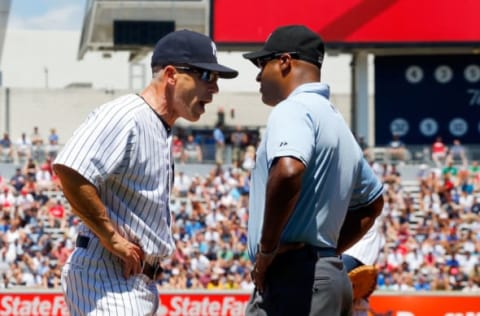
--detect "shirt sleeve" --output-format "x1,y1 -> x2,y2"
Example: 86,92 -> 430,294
265,101 -> 315,168
54,105 -> 136,188
348,158 -> 384,210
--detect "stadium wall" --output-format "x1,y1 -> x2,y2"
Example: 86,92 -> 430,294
0,87 -> 353,142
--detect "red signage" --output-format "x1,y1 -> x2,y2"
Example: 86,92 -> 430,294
156,292 -> 250,315
0,291 -> 250,316
1,291 -> 479,315
370,294 -> 480,316
211,0 -> 480,45
0,293 -> 68,316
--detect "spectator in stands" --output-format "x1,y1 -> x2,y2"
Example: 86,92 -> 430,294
15,188 -> 35,210
224,274 -> 240,289
0,187 -> 15,207
15,133 -> 32,165
213,122 -> 225,165
190,247 -> 210,274
35,164 -> 53,191
432,136 -> 448,168
48,200 -> 65,228
182,134 -> 203,163
41,260 -> 62,288
230,125 -> 247,167
30,126 -> 44,162
43,157 -> 54,176
442,161 -> 458,177
447,139 -> 468,167
414,275 -> 432,291
9,168 -> 26,192
470,197 -> 480,215
0,132 -> 13,163
50,239 -> 72,266
45,128 -> 59,160
24,158 -> 37,181
173,171 -> 191,197
205,207 -> 226,228
387,133 -> 407,163
468,160 -> 480,187
462,279 -> 480,292
172,135 -> 184,163
357,135 -> 371,161
206,273 -> 223,289
22,176 -> 37,198
241,145 -> 256,171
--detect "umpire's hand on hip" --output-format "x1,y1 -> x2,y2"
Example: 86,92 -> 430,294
252,245 -> 278,293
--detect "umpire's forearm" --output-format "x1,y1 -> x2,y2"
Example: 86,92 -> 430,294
337,195 -> 384,253
53,164 -> 116,242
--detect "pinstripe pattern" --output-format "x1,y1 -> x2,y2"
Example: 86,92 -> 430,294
61,236 -> 159,316
55,94 -> 173,315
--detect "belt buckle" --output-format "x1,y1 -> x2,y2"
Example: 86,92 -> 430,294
152,264 -> 162,280
144,262 -> 163,280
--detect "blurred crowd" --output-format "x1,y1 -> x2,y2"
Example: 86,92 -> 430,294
0,129 -> 479,293
372,160 -> 480,292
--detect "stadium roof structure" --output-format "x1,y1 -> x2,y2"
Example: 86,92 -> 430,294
78,0 -> 210,61
79,0 -> 480,60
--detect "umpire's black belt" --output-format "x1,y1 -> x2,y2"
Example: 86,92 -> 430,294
277,242 -> 337,259
76,235 -> 163,280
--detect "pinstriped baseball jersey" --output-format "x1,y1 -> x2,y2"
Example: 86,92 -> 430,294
55,93 -> 175,266
343,215 -> 386,265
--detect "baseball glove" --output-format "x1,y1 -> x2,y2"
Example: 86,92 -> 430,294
348,265 -> 378,300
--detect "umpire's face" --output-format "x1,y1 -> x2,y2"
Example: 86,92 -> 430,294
172,66 -> 219,122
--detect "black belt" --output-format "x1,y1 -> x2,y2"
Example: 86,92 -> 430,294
276,242 -> 337,259
76,235 -> 163,280
309,245 -> 337,258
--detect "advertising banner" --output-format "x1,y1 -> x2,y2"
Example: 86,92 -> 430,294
0,291 -> 479,316
0,291 -> 250,316
369,294 -> 480,316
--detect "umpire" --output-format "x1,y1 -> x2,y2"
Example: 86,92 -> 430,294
242,25 -> 384,315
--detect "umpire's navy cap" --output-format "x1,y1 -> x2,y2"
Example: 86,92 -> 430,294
151,29 -> 238,79
243,25 -> 324,68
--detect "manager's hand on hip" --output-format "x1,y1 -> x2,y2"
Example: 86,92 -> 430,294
101,233 -> 145,279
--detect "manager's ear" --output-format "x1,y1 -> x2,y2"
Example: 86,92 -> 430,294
152,65 -> 176,85
162,65 -> 178,85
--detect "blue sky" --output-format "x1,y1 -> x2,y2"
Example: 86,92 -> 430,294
8,0 -> 87,30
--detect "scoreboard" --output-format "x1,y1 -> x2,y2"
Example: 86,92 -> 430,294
375,55 -> 480,145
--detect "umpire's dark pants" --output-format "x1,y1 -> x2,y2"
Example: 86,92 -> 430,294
245,245 -> 353,316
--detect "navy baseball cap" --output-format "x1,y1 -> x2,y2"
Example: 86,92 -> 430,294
151,29 -> 238,79
243,25 -> 324,68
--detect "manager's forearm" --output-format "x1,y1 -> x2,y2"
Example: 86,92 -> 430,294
53,164 -> 116,242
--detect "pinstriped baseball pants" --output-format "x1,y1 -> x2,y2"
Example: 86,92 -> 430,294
61,236 -> 159,316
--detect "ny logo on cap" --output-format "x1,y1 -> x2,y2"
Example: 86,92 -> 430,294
211,42 -> 217,57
